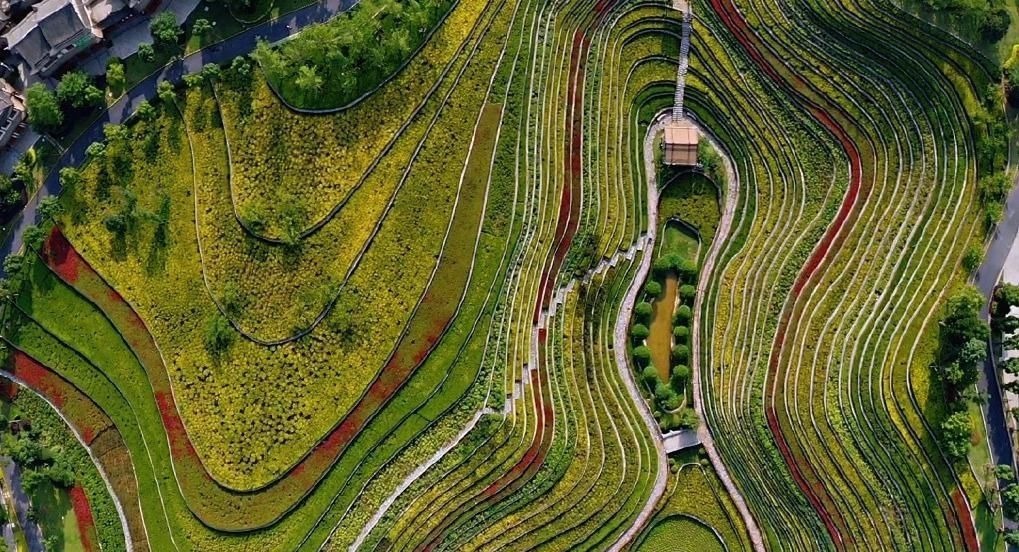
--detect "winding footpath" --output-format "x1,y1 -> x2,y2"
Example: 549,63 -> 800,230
610,111 -> 763,552
0,0 -> 360,267
608,113 -> 670,552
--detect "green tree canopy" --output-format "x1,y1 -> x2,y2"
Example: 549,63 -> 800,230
150,12 -> 182,45
25,84 -> 62,132
56,71 -> 103,109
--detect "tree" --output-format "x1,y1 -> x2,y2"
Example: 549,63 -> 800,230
56,71 -> 103,109
0,174 -> 20,209
3,254 -> 26,283
633,345 -> 651,365
228,56 -> 252,85
193,18 -> 213,36
644,280 -> 662,297
46,459 -> 74,488
942,286 -> 989,353
135,100 -> 156,121
941,411 -> 971,462
200,63 -> 222,83
106,58 -> 125,92
672,344 -> 690,362
654,381 -> 675,403
20,469 -> 46,495
25,84 -> 63,132
995,464 -> 1016,483
157,80 -> 176,105
674,304 -> 692,323
204,315 -> 235,355
980,8 -> 1010,41
38,196 -> 63,221
630,324 -> 649,340
138,43 -> 155,63
183,73 -> 204,88
85,142 -> 106,160
1003,483 -> 1019,519
8,435 -> 42,466
150,12 -> 182,46
634,301 -> 653,321
23,225 -> 44,250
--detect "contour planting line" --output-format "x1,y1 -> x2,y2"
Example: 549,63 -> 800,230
684,112 -> 765,552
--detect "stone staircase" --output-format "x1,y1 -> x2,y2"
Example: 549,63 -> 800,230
673,7 -> 693,120
504,235 -> 651,412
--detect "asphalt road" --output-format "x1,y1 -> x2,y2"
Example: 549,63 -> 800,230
2,458 -> 43,552
975,176 -> 1019,484
0,0 -> 358,265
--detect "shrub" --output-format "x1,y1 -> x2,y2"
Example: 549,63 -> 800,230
673,325 -> 689,341
654,382 -> 675,403
633,345 -> 652,365
631,324 -> 650,340
642,364 -> 658,385
671,365 -> 690,389
634,301 -> 653,321
962,245 -> 982,273
672,344 -> 690,362
679,284 -> 696,301
644,280 -> 662,297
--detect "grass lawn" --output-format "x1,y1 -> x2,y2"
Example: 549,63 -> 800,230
661,221 -> 700,263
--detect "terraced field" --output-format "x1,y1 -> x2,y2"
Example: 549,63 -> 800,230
0,0 -> 1009,548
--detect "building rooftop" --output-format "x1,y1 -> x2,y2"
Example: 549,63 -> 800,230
3,0 -> 97,75
664,120 -> 698,166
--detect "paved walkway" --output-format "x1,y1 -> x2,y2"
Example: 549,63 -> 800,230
0,0 -> 359,270
607,114 -> 670,552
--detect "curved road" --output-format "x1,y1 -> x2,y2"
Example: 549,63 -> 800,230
0,0 -> 359,266
975,172 -> 1019,491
